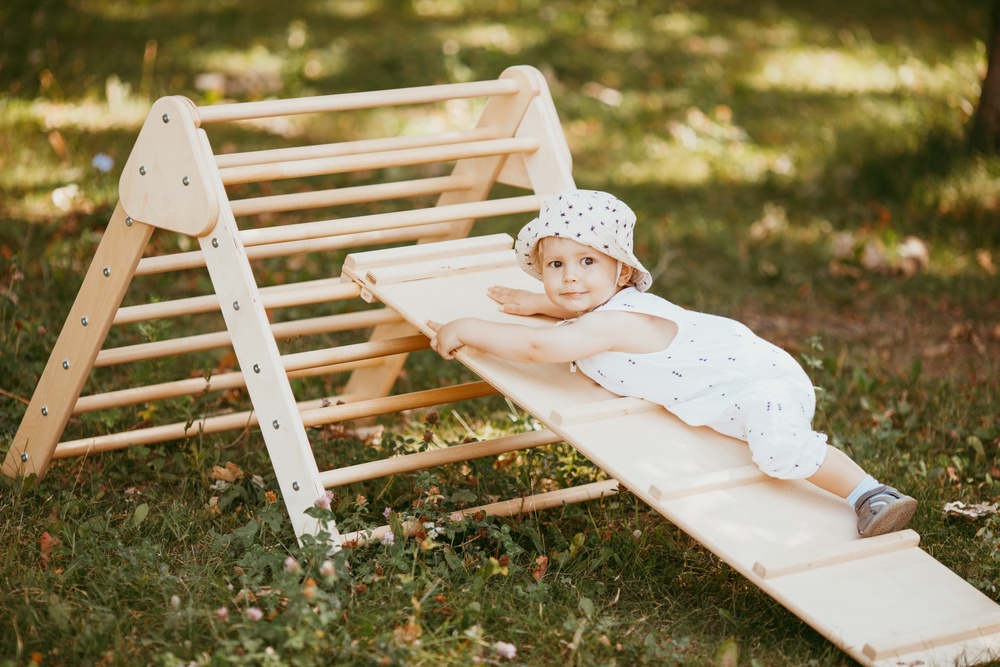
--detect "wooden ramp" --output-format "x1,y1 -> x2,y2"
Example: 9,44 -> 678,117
342,234 -> 1000,667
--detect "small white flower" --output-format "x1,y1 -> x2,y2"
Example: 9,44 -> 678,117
494,640 -> 517,659
216,606 -> 229,622
633,529 -> 642,539
315,491 -> 332,510
284,555 -> 301,574
383,506 -> 392,519
246,607 -> 263,622
170,595 -> 181,609
319,560 -> 336,578
381,530 -> 395,546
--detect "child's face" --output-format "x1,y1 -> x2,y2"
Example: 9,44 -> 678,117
538,236 -> 631,314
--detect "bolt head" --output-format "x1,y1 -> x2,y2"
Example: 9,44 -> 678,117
81,316 -> 88,326
139,166 -> 146,175
103,267 -> 111,277
211,238 -> 219,248
62,360 -> 69,369
41,407 -> 48,416
272,419 -> 280,429
162,113 -> 170,123
21,453 -> 28,461
253,364 -> 261,373
182,176 -> 190,186
292,482 -> 300,491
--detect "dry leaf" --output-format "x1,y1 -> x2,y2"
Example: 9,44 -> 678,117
943,501 -> 1000,519
532,555 -> 548,582
211,461 -> 244,483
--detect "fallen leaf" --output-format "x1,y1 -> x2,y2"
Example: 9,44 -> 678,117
943,501 -> 1000,519
211,461 -> 244,483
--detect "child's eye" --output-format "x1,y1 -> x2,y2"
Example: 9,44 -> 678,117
547,260 -> 562,268
582,257 -> 595,266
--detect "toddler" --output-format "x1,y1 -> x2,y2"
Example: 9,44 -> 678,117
428,189 -> 916,537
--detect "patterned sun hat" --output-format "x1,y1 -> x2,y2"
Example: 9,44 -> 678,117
515,189 -> 653,292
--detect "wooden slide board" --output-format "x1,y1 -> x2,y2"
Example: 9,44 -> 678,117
342,234 -> 1000,667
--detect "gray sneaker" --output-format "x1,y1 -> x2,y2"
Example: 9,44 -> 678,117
854,485 -> 917,537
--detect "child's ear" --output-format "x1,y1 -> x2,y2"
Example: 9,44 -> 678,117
617,264 -> 634,287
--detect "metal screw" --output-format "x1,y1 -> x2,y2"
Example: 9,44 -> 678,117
232,301 -> 240,311
292,482 -> 300,491
41,407 -> 49,416
182,176 -> 190,186
20,453 -> 28,462
253,364 -> 261,373
81,316 -> 88,326
125,216 -> 133,226
62,360 -> 69,369
211,238 -> 219,248
272,419 -> 280,429
103,267 -> 110,277
139,166 -> 146,175
162,113 -> 170,123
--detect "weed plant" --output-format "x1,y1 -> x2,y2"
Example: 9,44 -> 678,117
1,1 -> 999,665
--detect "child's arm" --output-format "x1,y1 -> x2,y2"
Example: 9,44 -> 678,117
487,285 -> 578,319
427,312 -> 631,363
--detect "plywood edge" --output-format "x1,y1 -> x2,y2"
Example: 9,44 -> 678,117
363,249 -> 517,286
862,611 -> 1000,661
550,396 -> 661,426
751,529 -> 920,580
649,464 -> 770,501
343,233 -> 514,275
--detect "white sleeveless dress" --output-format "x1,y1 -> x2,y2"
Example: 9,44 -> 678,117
573,288 -> 828,479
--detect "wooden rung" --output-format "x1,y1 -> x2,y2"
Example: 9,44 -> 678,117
649,465 -> 770,501
239,195 -> 545,248
217,129 -> 498,171
298,381 -> 498,429
97,309 -> 401,367
229,175 -> 471,217
55,381 -> 496,458
282,334 -> 429,374
134,224 -> 453,277
343,233 -> 514,275
319,429 -> 563,488
218,137 -> 540,186
74,358 -> 382,414
338,479 -> 620,547
75,335 -> 428,413
113,279 -> 361,325
751,530 -> 920,580
549,396 -> 660,426
195,77 -> 523,124
861,612 -> 1000,661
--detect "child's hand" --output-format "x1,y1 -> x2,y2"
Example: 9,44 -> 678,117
426,320 -> 472,360
487,285 -> 545,316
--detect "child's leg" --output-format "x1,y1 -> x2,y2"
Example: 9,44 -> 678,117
805,445 -> 867,498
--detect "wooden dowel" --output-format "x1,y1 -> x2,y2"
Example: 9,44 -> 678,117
73,358 -> 382,414
54,381 -> 495,458
216,128 -> 497,170
97,309 -> 401,367
298,381 -> 497,429
751,530 -> 920,580
861,612 -> 1000,661
319,429 -> 563,488
133,224 -> 452,276
195,78 -> 522,124
338,479 -> 619,547
282,334 -> 429,373
239,195 -> 544,248
218,137 -> 540,185
113,279 -> 361,324
228,175 -> 470,217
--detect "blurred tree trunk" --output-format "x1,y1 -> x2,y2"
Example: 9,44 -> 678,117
972,0 -> 1000,152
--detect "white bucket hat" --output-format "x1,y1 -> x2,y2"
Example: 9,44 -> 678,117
515,189 -> 653,292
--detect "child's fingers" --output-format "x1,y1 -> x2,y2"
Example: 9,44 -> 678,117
426,320 -> 441,333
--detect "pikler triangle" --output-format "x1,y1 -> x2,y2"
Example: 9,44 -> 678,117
4,66 -> 998,666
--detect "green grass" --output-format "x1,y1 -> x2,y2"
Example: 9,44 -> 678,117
2,1 -> 999,665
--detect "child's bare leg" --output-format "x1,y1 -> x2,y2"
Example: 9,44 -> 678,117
806,445 -> 867,498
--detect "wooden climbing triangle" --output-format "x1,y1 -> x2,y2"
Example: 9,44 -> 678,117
4,66 -> 999,666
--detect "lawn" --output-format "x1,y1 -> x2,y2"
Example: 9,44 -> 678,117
1,1 -> 998,665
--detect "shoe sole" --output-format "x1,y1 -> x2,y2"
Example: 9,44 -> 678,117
860,497 -> 918,538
